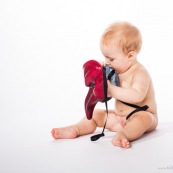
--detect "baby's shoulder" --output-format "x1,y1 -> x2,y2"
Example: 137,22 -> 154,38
133,63 -> 151,79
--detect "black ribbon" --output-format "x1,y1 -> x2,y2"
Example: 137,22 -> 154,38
120,101 -> 149,120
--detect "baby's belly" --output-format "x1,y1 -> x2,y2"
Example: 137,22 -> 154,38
114,100 -> 135,117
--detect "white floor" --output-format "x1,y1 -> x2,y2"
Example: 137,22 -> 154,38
1,1 -> 173,173
0,119 -> 173,173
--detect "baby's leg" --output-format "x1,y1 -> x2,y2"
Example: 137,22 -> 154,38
51,109 -> 106,139
51,109 -> 126,139
112,111 -> 158,148
105,111 -> 127,131
51,117 -> 96,139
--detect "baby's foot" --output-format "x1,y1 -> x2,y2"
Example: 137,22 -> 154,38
111,131 -> 130,148
106,113 -> 127,131
51,126 -> 78,140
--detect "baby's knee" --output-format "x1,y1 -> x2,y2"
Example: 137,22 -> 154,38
92,109 -> 106,127
130,111 -> 153,124
140,112 -> 153,122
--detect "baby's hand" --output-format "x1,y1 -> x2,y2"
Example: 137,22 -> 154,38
100,61 -> 107,66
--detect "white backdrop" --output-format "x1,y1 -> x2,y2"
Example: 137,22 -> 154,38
1,0 -> 173,127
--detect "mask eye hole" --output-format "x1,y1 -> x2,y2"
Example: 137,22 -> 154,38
89,82 -> 95,88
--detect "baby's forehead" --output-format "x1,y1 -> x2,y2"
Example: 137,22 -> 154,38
100,43 -> 122,56
100,40 -> 120,51
101,31 -> 121,44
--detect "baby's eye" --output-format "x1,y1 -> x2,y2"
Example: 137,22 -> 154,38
110,58 -> 114,61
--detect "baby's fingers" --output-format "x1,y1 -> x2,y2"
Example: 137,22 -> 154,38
100,61 -> 107,66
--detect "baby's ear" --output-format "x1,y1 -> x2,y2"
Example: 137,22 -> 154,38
127,51 -> 136,60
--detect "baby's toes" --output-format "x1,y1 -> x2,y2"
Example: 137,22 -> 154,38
51,129 -> 55,135
51,129 -> 58,139
122,139 -> 130,148
112,138 -> 121,147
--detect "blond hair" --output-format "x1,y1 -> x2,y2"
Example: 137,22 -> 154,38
101,22 -> 142,55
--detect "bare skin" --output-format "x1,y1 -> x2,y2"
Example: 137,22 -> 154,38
52,108 -> 157,148
51,43 -> 158,148
52,110 -> 127,140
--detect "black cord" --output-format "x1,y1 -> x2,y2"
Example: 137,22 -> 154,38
91,67 -> 109,141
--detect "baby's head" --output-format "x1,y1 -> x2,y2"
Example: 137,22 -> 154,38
101,21 -> 142,55
100,22 -> 142,73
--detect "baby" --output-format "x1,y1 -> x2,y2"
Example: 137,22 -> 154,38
51,22 -> 158,148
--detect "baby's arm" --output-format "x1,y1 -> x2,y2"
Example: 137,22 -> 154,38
108,68 -> 150,104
